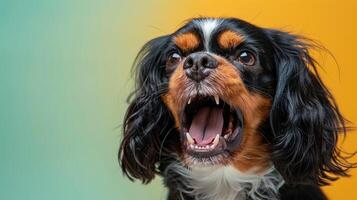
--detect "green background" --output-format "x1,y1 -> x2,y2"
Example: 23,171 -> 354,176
0,1 -> 166,199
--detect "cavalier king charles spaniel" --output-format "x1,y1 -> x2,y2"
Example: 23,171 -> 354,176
119,18 -> 354,200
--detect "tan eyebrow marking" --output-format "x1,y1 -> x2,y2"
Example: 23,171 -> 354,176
173,32 -> 200,52
218,30 -> 244,49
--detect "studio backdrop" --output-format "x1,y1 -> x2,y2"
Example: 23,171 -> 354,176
1,0 -> 356,199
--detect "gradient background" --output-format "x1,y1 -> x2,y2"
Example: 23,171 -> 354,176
1,0 -> 357,199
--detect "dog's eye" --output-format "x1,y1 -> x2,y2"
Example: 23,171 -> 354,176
237,51 -> 255,66
166,52 -> 182,67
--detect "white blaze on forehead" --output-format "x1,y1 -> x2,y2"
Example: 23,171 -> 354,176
194,19 -> 222,51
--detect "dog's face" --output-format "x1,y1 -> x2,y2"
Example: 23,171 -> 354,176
120,18 -> 351,185
161,19 -> 273,171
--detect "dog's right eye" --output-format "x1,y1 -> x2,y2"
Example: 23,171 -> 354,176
166,52 -> 182,68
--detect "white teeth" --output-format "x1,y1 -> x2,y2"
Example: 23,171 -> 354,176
212,134 -> 220,148
186,132 -> 195,145
188,98 -> 191,105
192,145 -> 211,150
223,130 -> 232,140
214,95 -> 219,105
188,134 -> 221,150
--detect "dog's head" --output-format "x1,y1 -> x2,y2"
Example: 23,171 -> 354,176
119,18 -> 352,185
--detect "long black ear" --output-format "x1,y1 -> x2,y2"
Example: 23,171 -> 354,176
266,29 -> 354,185
118,36 -> 177,184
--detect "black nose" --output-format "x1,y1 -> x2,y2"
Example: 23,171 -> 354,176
183,52 -> 218,82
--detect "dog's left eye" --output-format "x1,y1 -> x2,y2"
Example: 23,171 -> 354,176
236,51 -> 255,66
166,52 -> 182,67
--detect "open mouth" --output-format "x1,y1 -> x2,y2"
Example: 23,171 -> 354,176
181,95 -> 243,159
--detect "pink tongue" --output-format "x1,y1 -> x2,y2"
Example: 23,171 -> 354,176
189,107 -> 224,145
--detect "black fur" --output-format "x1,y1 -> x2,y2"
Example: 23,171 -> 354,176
119,36 -> 180,183
119,18 -> 355,199
266,29 -> 352,185
279,184 -> 328,200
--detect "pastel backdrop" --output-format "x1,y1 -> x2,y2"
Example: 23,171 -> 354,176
1,0 -> 356,199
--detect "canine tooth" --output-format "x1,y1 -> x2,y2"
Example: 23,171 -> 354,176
214,95 -> 219,105
230,128 -> 239,140
212,134 -> 220,148
190,144 -> 194,149
224,134 -> 229,139
186,132 -> 195,145
188,98 -> 191,105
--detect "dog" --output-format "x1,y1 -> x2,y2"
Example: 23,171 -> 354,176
119,17 -> 354,200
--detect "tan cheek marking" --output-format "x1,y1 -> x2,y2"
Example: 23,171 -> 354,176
173,32 -> 199,53
162,55 -> 271,172
161,63 -> 187,127
210,56 -> 271,172
161,94 -> 180,127
218,30 -> 244,49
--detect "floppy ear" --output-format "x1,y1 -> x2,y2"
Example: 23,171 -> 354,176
266,29 -> 354,185
118,36 -> 178,184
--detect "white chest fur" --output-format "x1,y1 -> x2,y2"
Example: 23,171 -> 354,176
166,164 -> 284,200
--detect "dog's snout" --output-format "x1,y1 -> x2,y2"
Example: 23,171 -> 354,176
183,52 -> 217,82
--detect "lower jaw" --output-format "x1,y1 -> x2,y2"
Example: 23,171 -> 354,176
181,129 -> 243,167
183,152 -> 231,167
183,151 -> 271,173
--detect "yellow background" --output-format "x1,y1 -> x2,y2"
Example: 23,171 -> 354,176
1,0 -> 356,199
